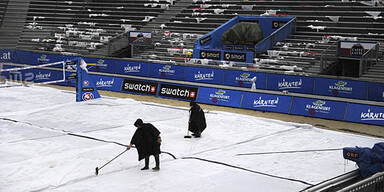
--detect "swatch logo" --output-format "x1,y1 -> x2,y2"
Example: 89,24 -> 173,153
121,79 -> 157,95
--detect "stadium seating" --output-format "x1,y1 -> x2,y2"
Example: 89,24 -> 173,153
17,0 -> 170,54
136,0 -> 383,76
3,0 -> 383,80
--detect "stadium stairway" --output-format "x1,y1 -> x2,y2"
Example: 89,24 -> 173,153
0,0 -> 30,49
16,0 -> 169,55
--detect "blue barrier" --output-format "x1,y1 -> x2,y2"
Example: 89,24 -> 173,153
193,16 -> 295,57
368,82 -> 384,102
115,60 -> 150,76
12,50 -> 32,64
290,97 -> 347,120
0,49 -> 13,63
185,66 -> 224,84
196,87 -> 243,108
315,78 -> 368,100
267,73 -> 315,94
255,17 -> 296,53
149,63 -> 185,80
224,70 -> 266,89
345,103 -> 384,126
82,57 -> 116,73
242,92 -> 292,113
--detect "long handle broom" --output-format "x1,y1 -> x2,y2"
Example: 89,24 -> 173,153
95,149 -> 129,175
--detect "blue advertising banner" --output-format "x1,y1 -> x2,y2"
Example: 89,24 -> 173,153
30,52 -> 58,65
267,74 -> 314,94
196,87 -> 243,108
89,74 -> 123,92
0,49 -> 13,63
241,92 -> 292,113
149,63 -> 185,80
345,103 -> 384,126
82,57 -> 115,73
223,70 -> 266,89
315,78 -> 367,100
115,60 -> 149,77
13,50 -> 32,64
185,66 -> 224,84
0,65 -> 16,79
368,82 -> 384,102
290,97 -> 347,120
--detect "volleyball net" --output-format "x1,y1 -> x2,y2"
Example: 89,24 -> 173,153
0,58 -> 101,102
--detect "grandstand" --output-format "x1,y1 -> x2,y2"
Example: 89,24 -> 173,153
0,0 -> 382,80
1,0 -> 384,191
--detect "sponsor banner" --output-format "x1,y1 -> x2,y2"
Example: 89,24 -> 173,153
115,60 -> 149,76
82,57 -> 115,73
241,92 -> 292,113
129,31 -> 152,45
185,66 -> 224,84
121,79 -> 158,96
339,41 -> 378,58
267,74 -> 314,94
0,65 -> 16,79
0,49 -> 13,63
158,83 -> 198,101
2,65 -> 33,82
223,70 -> 266,89
89,74 -> 123,91
315,78 -> 367,99
345,103 -> 384,126
290,97 -> 347,120
368,82 -> 384,102
32,53 -> 58,65
196,87 -> 243,108
199,50 -> 221,60
149,63 -> 185,80
13,50 -> 32,64
29,69 -> 61,83
223,51 -> 247,62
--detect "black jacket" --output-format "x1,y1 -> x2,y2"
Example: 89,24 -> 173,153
188,104 -> 206,134
130,123 -> 161,161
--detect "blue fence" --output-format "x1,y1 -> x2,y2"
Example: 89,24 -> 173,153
1,49 -> 384,126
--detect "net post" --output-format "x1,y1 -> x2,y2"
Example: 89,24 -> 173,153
0,63 -> 4,84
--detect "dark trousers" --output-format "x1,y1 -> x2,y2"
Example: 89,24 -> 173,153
144,154 -> 160,168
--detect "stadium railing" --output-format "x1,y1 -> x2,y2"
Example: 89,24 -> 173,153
337,171 -> 384,192
359,44 -> 379,77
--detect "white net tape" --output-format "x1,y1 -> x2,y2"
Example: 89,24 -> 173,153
0,61 -> 66,88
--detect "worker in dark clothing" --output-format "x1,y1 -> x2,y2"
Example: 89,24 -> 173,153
127,119 -> 162,171
188,101 -> 207,138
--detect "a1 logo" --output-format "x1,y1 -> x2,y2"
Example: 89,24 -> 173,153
82,92 -> 94,101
